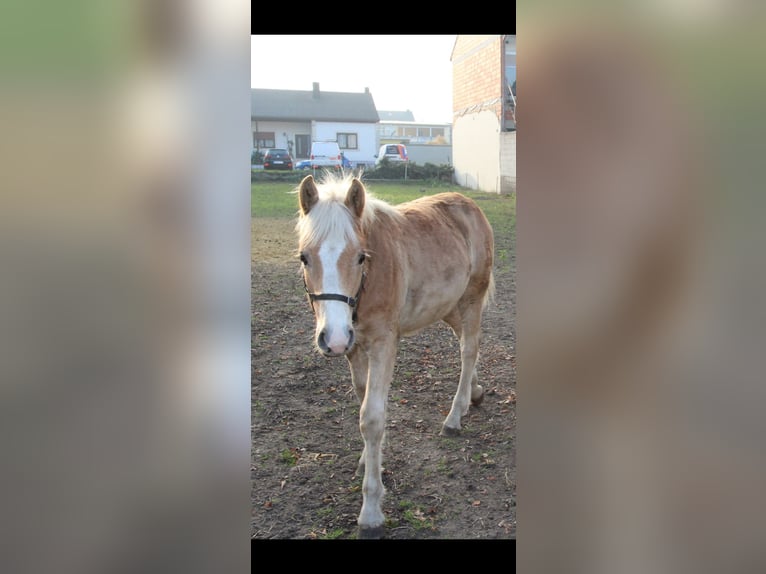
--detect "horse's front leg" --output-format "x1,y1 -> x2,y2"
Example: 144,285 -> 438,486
346,347 -> 369,476
356,337 -> 397,539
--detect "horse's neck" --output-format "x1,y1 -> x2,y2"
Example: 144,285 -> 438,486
365,209 -> 403,269
365,212 -> 401,249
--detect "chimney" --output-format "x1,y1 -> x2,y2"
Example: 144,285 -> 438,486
364,87 -> 369,94
312,82 -> 319,99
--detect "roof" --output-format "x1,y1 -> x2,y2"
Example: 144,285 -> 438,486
251,87 -> 380,123
378,110 -> 416,122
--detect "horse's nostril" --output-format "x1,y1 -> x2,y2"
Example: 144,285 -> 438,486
317,329 -> 329,351
347,328 -> 355,349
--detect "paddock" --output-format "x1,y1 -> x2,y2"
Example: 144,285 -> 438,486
251,181 -> 516,539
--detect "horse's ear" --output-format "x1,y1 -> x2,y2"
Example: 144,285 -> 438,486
345,178 -> 366,218
299,175 -> 319,215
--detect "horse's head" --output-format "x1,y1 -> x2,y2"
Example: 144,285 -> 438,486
296,174 -> 368,357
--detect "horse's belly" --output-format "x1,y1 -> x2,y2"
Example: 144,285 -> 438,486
398,279 -> 468,335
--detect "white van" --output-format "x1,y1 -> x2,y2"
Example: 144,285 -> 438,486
375,143 -> 409,165
310,141 -> 342,169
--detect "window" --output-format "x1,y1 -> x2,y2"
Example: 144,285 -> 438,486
431,127 -> 444,139
253,132 -> 275,149
505,36 -> 517,99
337,133 -> 358,150
505,35 -> 517,132
404,127 -> 417,138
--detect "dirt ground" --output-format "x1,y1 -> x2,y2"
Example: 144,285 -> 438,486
251,197 -> 516,540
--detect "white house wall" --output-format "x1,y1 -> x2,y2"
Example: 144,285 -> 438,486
313,122 -> 378,166
452,110 -> 501,193
251,120 -> 310,150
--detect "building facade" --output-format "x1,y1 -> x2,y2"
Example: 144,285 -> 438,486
251,83 -> 379,165
451,35 -> 516,193
377,118 -> 453,166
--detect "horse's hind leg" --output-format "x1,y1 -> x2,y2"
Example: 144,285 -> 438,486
444,309 -> 486,405
441,304 -> 484,436
469,367 -> 484,405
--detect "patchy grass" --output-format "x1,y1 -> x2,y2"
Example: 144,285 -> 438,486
398,500 -> 436,531
471,451 -> 498,466
279,448 -> 299,466
436,456 -> 451,475
320,528 -> 345,540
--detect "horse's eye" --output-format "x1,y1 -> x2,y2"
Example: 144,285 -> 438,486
357,253 -> 366,265
299,253 -> 308,265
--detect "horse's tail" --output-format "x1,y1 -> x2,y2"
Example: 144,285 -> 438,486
483,271 -> 496,310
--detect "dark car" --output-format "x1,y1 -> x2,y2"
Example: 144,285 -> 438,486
263,148 -> 293,171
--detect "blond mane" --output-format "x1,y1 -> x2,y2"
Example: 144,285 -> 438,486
294,172 -> 401,248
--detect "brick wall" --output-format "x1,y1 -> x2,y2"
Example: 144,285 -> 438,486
452,35 -> 503,121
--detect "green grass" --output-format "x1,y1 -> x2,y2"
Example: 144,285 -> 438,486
251,180 -> 516,234
436,455 -> 453,476
252,181 -> 301,218
398,500 -> 436,531
320,528 -> 345,540
439,437 -> 460,449
279,448 -> 298,466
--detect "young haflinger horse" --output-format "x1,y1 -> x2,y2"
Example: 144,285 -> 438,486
295,173 -> 495,539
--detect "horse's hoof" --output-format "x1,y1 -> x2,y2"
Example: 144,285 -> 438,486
471,385 -> 485,406
440,424 -> 461,437
357,525 -> 385,539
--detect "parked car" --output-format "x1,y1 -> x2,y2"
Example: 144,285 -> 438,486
295,159 -> 312,170
296,155 -> 352,170
375,143 -> 409,165
263,148 -> 294,170
310,141 -> 342,170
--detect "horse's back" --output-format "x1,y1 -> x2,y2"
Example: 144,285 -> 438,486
397,192 -> 494,272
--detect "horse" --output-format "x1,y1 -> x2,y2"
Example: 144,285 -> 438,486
294,173 -> 495,539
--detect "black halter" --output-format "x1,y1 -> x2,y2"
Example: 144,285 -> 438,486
303,271 -> 366,324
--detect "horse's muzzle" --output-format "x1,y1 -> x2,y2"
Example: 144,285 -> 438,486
317,327 -> 355,356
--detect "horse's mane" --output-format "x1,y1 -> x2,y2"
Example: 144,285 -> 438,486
295,172 -> 401,248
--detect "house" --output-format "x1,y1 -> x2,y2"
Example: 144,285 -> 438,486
251,82 -> 380,165
377,114 -> 453,166
451,35 -> 516,193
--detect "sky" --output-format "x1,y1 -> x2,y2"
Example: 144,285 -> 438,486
250,35 -> 457,124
